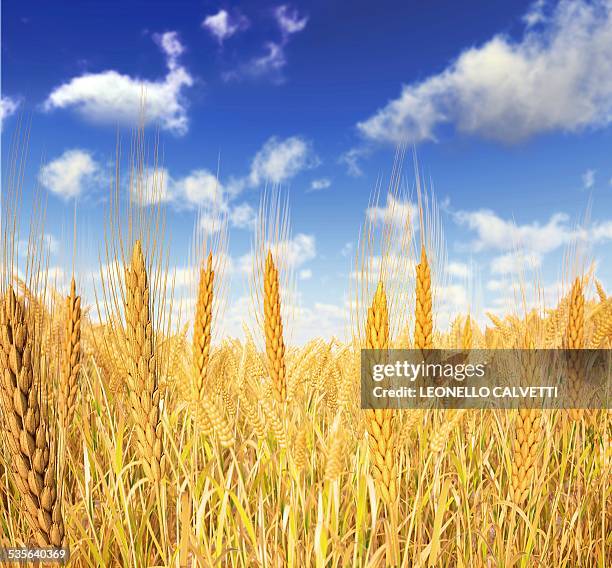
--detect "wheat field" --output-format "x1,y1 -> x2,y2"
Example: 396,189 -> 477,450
0,134 -> 610,567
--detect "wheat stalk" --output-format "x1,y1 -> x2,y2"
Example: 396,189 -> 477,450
264,250 -> 287,403
124,240 -> 165,482
0,288 -> 64,546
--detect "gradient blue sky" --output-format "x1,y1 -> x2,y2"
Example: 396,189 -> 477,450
2,0 -> 612,341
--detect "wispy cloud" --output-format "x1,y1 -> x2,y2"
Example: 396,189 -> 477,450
43,31 -> 194,135
309,178 -> 331,191
357,0 -> 612,145
223,4 -> 307,82
202,9 -> 249,44
274,4 -> 308,37
582,168 -> 596,189
523,0 -> 548,27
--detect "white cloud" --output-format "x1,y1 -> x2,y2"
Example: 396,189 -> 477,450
173,169 -> 224,208
43,31 -> 193,135
299,268 -> 312,280
229,202 -> 257,229
19,234 -> 60,257
490,251 -> 543,274
358,0 -> 612,144
447,261 -> 470,278
524,0 -> 548,27
154,31 -> 184,66
224,6 -> 307,82
39,149 -> 100,199
591,220 -> 612,241
272,233 -> 316,268
309,178 -> 331,191
455,209 -> 574,253
202,9 -> 249,44
455,207 -> 612,273
274,5 -> 308,36
339,147 -> 367,177
224,43 -> 287,82
247,136 -> 317,188
130,166 -> 171,206
341,242 -> 354,257
1,96 -> 19,129
366,193 -> 417,227
582,168 -> 596,189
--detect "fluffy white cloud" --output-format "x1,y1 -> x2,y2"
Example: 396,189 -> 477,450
202,9 -> 249,44
229,202 -> 257,229
239,136 -> 317,189
43,31 -> 193,135
173,169 -> 224,208
366,193 -> 417,227
274,5 -> 308,36
358,0 -> 612,144
447,261 -> 470,278
582,168 -> 596,189
39,149 -> 100,199
1,96 -> 19,129
455,209 -> 574,253
491,251 -> 543,274
310,178 -> 331,191
299,268 -> 312,280
272,233 -> 316,268
130,166 -> 171,206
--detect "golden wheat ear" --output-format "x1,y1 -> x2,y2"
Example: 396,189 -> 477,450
0,287 -> 64,547
414,244 -> 433,351
364,281 -> 397,505
264,249 -> 287,404
124,239 -> 165,482
58,276 -> 82,430
193,251 -> 214,399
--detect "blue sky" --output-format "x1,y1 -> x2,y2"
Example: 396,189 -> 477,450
2,0 -> 612,341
